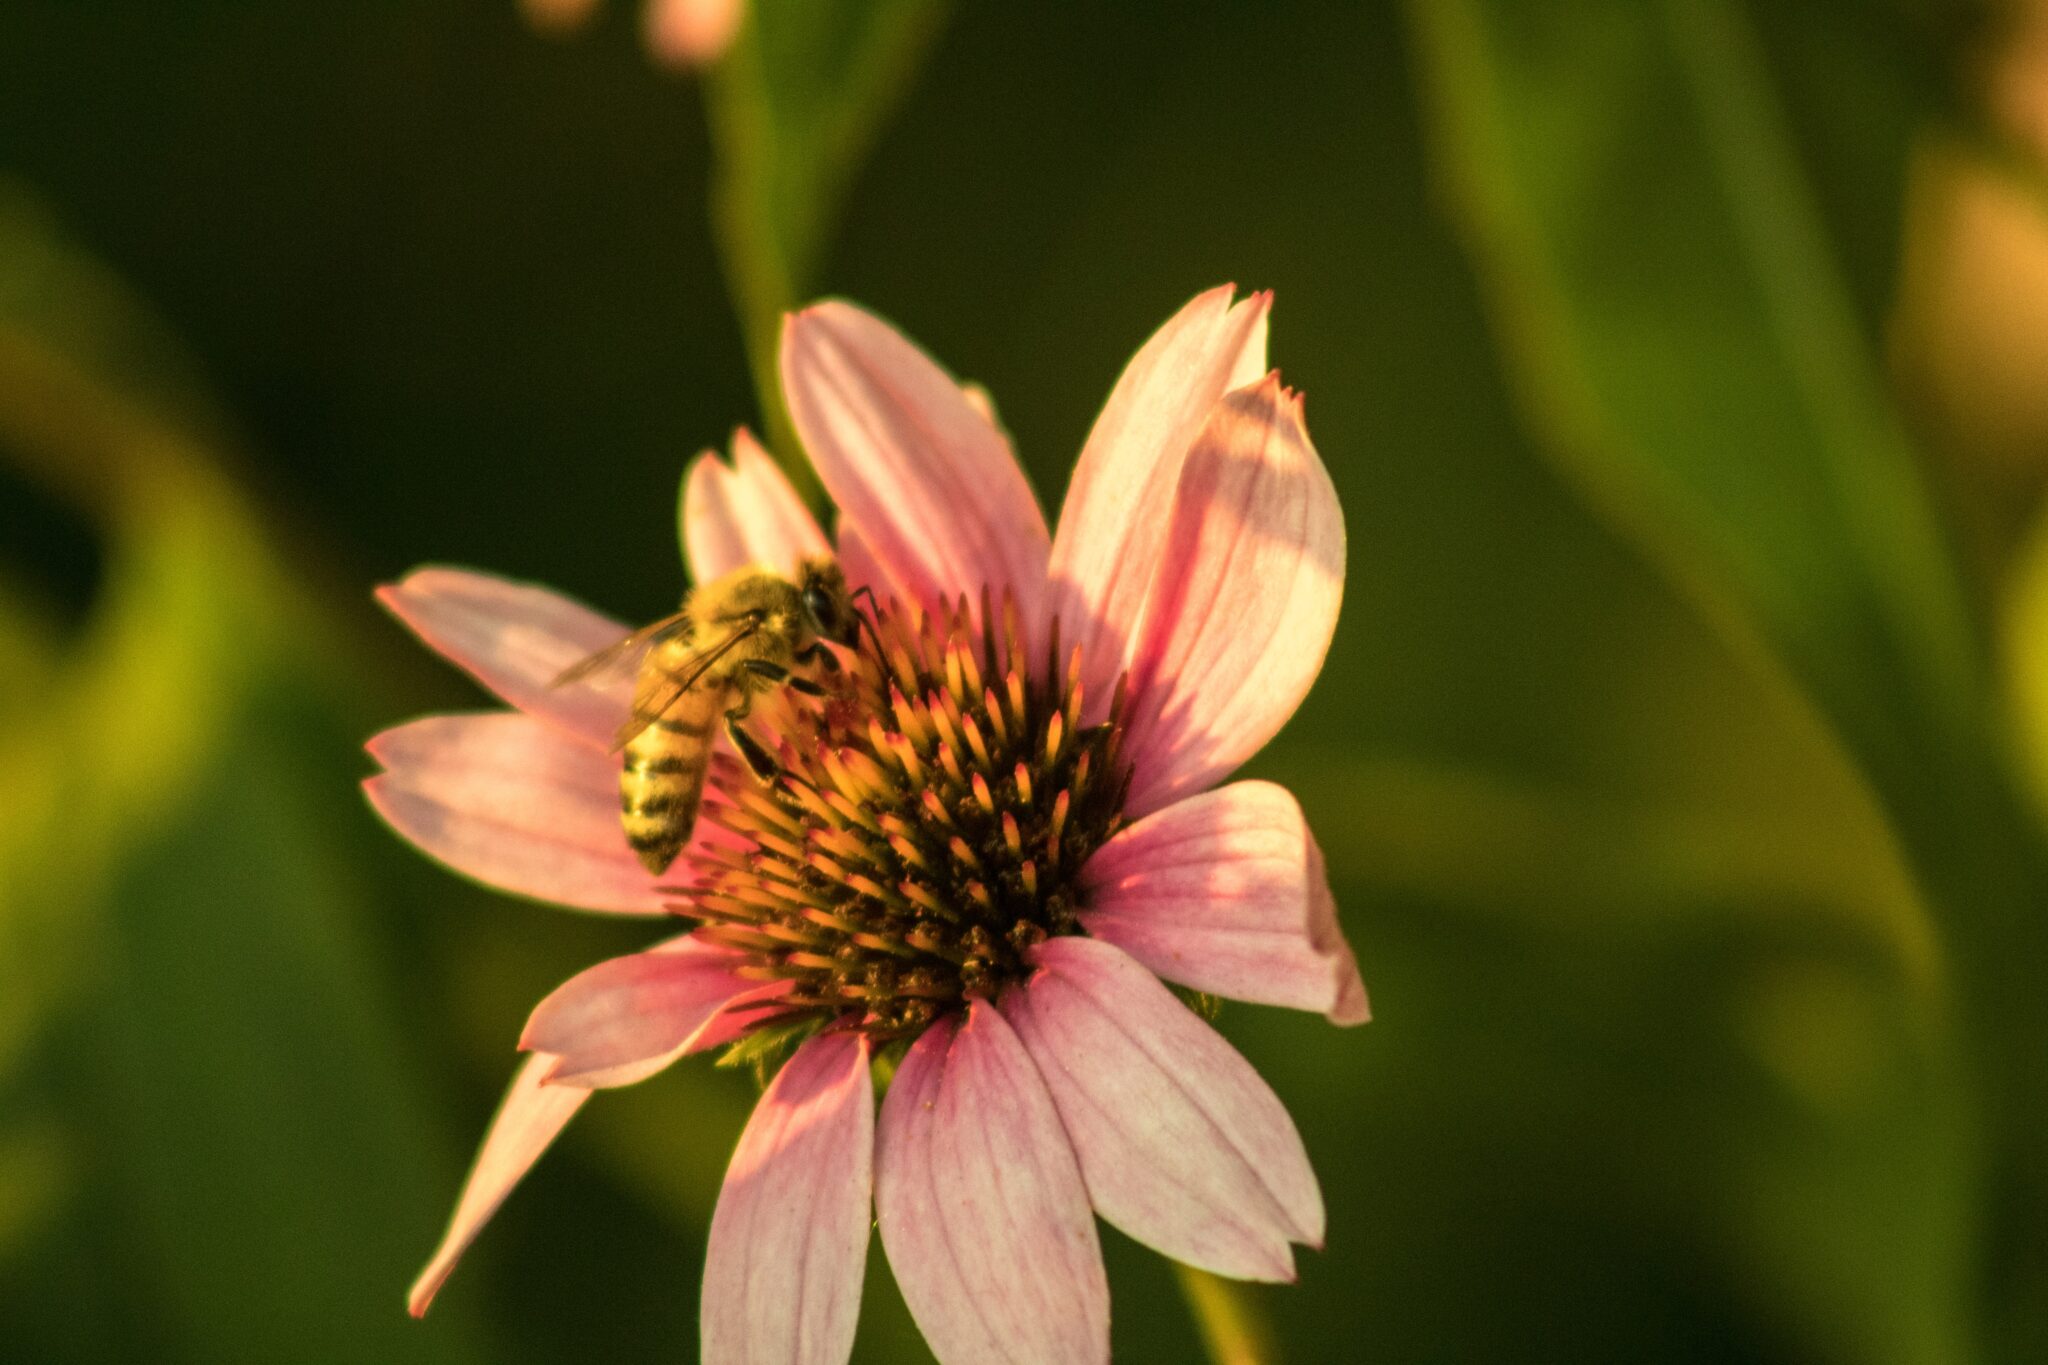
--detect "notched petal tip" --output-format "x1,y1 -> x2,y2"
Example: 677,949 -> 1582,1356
362,712 -> 671,915
1118,365 -> 1344,815
1046,285 -> 1277,714
374,566 -> 631,751
681,426 -> 830,584
1242,367 -> 1304,418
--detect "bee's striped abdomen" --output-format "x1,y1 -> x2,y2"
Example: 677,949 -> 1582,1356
620,679 -> 721,874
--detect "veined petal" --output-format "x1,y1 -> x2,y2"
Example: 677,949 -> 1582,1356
832,516 -> 911,614
1121,375 -> 1343,817
682,427 -> 832,585
377,566 -> 632,751
701,1031 -> 874,1365
408,1051 -> 589,1316
1004,936 -> 1324,1283
1078,781 -> 1367,1025
1046,287 -> 1270,709
363,712 -> 669,915
782,302 -> 1050,628
876,1003 -> 1108,1365
520,935 -> 754,1087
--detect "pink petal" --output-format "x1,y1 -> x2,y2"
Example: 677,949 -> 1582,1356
1079,781 -> 1367,1025
377,567 -> 632,751
781,302 -> 1050,629
876,1003 -> 1109,1365
408,1051 -> 588,1316
644,0 -> 744,68
1004,936 -> 1324,1283
681,427 -> 832,585
1046,287 -> 1270,710
832,516 -> 911,615
1120,375 -> 1344,817
536,980 -> 797,1089
701,1031 -> 874,1365
520,935 -> 754,1087
363,712 -> 669,914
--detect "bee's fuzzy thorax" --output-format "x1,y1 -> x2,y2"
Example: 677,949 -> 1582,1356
668,592 -> 1130,1040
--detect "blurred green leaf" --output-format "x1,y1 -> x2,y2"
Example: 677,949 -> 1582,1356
0,186 -> 491,1364
702,0 -> 949,498
1399,2 -> 2048,1357
1298,756 -> 1937,994
1405,0 -> 1976,808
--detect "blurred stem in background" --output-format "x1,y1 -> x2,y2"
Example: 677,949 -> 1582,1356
700,0 -> 948,507
1176,1264 -> 1280,1365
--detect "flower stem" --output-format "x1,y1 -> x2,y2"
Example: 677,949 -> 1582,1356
1175,1263 -> 1280,1365
696,3 -> 949,513
700,37 -> 818,508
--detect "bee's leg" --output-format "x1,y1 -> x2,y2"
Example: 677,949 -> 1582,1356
796,641 -> 842,675
722,692 -> 781,782
741,657 -> 828,697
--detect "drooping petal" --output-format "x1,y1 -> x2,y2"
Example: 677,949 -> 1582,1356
520,935 -> 755,1087
876,1003 -> 1109,1365
782,302 -> 1050,628
363,712 -> 669,914
1120,375 -> 1344,816
681,427 -> 832,585
1046,287 -> 1270,709
1004,936 -> 1324,1283
377,566 -> 632,751
1078,781 -> 1367,1025
530,980 -> 797,1091
408,1051 -> 589,1316
701,1031 -> 874,1365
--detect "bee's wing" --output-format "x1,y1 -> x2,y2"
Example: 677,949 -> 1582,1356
608,616 -> 764,753
549,609 -> 693,690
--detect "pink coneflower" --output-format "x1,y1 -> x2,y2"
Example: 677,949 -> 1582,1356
371,286 -> 1365,1363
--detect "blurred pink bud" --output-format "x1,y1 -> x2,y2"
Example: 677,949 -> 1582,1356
644,0 -> 745,68
518,0 -> 744,68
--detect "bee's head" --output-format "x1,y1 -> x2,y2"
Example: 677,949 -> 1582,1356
797,558 -> 860,648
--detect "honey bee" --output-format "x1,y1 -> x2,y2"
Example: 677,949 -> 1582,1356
553,558 -> 863,873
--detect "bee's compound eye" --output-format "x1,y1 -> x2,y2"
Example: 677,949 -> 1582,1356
803,586 -> 838,634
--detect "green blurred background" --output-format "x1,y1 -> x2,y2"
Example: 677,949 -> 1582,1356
6,0 -> 2048,1360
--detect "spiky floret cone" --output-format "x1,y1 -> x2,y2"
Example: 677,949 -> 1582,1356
674,593 -> 1131,1040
